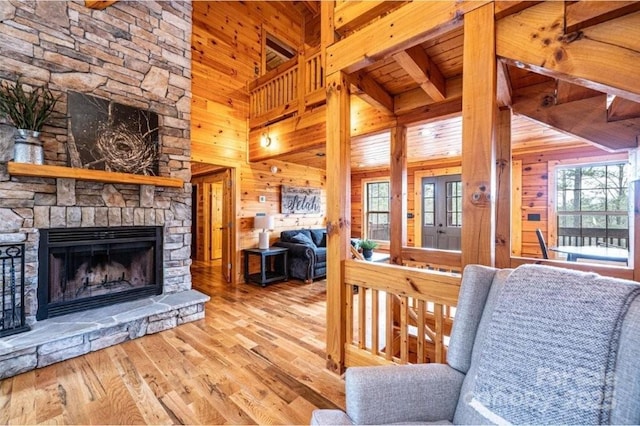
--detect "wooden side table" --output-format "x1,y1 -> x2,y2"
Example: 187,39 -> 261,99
243,247 -> 289,287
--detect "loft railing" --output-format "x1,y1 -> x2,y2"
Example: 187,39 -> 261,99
344,259 -> 460,366
1,244 -> 29,337
249,47 -> 324,128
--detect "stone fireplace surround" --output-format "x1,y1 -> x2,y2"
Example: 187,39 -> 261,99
0,0 -> 205,379
0,174 -> 209,380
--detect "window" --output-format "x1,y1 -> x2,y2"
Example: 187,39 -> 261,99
556,162 -> 629,248
446,181 -> 462,227
365,180 -> 389,241
264,33 -> 296,73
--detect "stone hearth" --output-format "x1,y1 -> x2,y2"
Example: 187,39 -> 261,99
0,290 -> 209,379
0,1 -> 198,379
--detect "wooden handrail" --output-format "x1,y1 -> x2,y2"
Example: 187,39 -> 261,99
344,259 -> 460,366
249,48 -> 325,128
248,56 -> 299,92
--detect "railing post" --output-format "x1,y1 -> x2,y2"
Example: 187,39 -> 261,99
298,49 -> 306,115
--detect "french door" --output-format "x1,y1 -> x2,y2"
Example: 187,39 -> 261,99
421,174 -> 462,250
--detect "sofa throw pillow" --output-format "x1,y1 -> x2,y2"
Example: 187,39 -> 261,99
291,232 -> 316,248
310,229 -> 326,247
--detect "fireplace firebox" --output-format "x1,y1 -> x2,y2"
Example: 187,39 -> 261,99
37,226 -> 163,320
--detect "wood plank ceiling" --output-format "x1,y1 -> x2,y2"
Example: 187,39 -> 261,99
266,2 -> 640,171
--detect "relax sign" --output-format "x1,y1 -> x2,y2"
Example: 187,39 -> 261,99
281,185 -> 322,214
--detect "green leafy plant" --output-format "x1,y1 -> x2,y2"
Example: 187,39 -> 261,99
359,239 -> 378,250
0,78 -> 60,131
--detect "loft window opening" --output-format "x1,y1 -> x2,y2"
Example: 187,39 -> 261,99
264,33 -> 296,73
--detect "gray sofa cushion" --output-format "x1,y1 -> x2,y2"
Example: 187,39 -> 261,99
447,265 -> 501,374
281,229 -> 312,242
291,232 -> 316,248
453,268 -> 512,425
310,228 -> 327,247
611,297 -> 640,424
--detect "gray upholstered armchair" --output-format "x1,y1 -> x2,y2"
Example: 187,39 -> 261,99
311,264 -> 640,425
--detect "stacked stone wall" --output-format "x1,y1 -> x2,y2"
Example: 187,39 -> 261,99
0,0 -> 193,323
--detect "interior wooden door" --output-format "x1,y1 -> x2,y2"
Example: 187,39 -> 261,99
192,166 -> 234,282
221,169 -> 233,283
210,182 -> 223,260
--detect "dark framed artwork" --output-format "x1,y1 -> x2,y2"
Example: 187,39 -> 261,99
67,91 -> 159,175
281,185 -> 322,214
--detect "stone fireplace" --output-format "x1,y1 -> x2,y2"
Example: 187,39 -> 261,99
38,226 -> 163,320
0,1 -> 206,379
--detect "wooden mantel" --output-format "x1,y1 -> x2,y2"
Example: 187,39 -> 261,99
85,1 -> 118,10
7,162 -> 184,188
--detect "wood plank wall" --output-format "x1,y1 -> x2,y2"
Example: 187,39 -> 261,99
191,2 -> 327,282
352,145 -> 623,258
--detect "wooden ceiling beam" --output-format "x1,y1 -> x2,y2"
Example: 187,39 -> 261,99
85,1 -> 118,10
397,97 -> 462,127
301,1 -> 320,17
392,46 -> 446,102
512,81 -> 640,151
347,70 -> 394,114
394,76 -> 461,115
496,60 -> 513,107
555,80 -> 602,105
333,1 -> 406,35
608,97 -> 640,122
494,1 -> 542,20
327,1 -> 490,75
497,2 -> 640,103
566,1 -> 640,33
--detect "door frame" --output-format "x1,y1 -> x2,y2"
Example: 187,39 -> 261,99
413,166 -> 461,249
191,165 -> 237,284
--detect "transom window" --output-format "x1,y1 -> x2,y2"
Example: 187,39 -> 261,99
556,162 -> 630,248
365,180 -> 389,241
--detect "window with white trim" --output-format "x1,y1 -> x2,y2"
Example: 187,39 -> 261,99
364,180 -> 390,242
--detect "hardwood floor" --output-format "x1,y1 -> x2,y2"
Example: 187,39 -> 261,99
0,260 -> 344,424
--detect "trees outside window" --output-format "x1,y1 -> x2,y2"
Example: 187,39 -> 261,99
556,162 -> 629,248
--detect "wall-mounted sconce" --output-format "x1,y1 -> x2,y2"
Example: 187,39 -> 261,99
270,165 -> 278,174
260,132 -> 271,147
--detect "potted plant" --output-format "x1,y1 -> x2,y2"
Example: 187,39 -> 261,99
359,239 -> 378,260
0,78 -> 60,164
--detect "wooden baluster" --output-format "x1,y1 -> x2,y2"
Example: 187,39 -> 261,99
358,286 -> 366,350
385,292 -> 393,360
417,299 -> 426,363
434,303 -> 444,363
371,288 -> 379,357
400,296 -> 408,364
284,73 -> 288,104
346,284 -> 354,345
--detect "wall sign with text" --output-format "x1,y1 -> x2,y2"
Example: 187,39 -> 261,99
281,185 -> 322,214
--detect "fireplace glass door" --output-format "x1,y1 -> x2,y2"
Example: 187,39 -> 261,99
38,227 -> 162,320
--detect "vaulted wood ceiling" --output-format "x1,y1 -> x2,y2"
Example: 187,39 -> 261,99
258,2 -> 640,172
